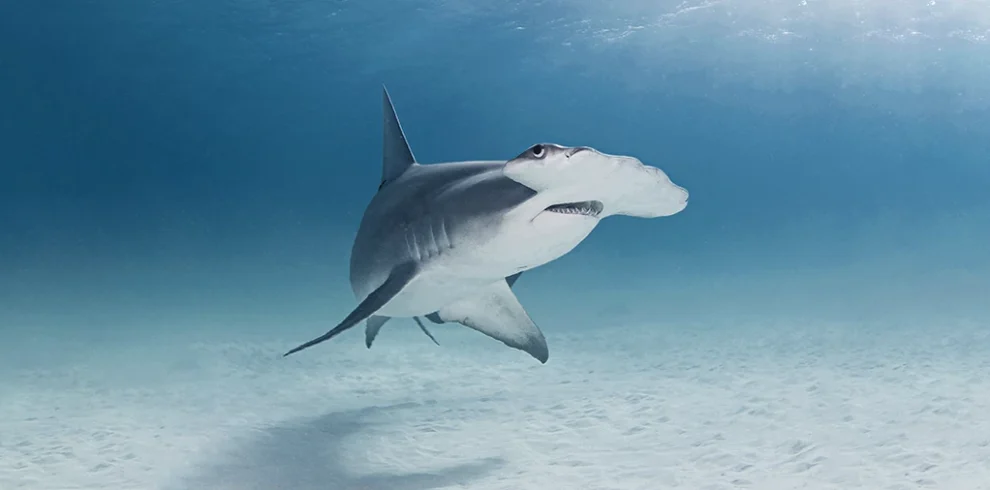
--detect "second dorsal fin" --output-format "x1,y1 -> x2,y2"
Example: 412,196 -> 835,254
380,85 -> 417,189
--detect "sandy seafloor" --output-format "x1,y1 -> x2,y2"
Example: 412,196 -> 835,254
2,319 -> 989,490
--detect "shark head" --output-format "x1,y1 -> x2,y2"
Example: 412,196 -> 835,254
503,143 -> 689,220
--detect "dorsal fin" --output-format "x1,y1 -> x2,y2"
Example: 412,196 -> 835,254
380,85 -> 416,189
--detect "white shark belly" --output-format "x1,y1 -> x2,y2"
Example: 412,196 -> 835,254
356,219 -> 595,319
473,211 -> 601,273
373,268 -> 492,317
366,212 -> 599,318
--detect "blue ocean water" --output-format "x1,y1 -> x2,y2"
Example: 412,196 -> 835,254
2,1 -> 989,489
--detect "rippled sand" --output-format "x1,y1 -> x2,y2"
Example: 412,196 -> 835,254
2,320 -> 988,489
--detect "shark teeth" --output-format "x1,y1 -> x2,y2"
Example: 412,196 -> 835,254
545,200 -> 604,218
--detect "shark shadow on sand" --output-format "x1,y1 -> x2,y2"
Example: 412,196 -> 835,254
168,402 -> 504,490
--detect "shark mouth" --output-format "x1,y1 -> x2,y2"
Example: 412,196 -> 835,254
544,200 -> 604,218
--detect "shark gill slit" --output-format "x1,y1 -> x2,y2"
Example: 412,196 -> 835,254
412,227 -> 423,261
403,228 -> 414,259
405,226 -> 421,261
428,216 -> 440,258
440,218 -> 451,250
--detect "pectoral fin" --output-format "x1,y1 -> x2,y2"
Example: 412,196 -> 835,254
434,279 -> 548,363
284,262 -> 418,357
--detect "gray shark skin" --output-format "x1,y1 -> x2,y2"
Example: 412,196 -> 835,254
283,86 -> 689,363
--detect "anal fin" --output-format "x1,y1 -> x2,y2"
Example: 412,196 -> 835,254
434,279 -> 548,363
284,262 -> 418,357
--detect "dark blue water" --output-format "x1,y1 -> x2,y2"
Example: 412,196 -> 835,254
2,0 -> 988,339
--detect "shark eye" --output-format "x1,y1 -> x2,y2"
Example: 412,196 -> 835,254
530,144 -> 545,159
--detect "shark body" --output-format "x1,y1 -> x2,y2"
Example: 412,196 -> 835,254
284,87 -> 689,363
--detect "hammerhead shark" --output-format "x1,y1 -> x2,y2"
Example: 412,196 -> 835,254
284,87 -> 689,363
